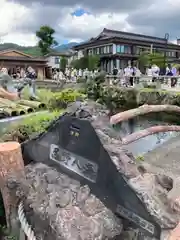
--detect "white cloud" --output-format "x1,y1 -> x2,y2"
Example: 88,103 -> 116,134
58,12 -> 132,41
1,33 -> 38,46
0,1 -> 133,46
1,0 -> 179,46
0,0 -> 38,46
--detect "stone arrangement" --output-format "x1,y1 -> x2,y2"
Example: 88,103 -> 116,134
3,100 -> 180,239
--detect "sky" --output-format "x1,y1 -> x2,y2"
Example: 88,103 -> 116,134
0,0 -> 179,46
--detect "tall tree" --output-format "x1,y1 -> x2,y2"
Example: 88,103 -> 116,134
138,51 -> 167,68
71,56 -> 100,70
36,25 -> 58,55
60,57 -> 68,72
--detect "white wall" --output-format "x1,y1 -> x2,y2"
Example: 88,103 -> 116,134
46,56 -> 60,68
113,44 -> 116,54
77,50 -> 84,59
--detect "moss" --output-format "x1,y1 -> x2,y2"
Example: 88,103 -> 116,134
2,110 -> 64,143
135,155 -> 144,162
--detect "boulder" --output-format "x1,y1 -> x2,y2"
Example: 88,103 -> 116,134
7,100 -> 180,239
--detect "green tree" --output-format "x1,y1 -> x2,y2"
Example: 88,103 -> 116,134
149,52 -> 167,68
60,57 -> 68,72
71,56 -> 100,70
138,51 -> 149,67
138,51 -> 167,68
36,25 -> 58,55
88,55 -> 100,70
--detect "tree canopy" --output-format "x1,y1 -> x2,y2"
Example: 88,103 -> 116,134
71,56 -> 100,70
138,51 -> 167,68
36,25 -> 58,55
60,57 -> 68,72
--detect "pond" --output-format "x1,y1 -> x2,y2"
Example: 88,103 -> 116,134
117,118 -> 180,156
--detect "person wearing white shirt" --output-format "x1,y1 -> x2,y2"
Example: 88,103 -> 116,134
151,64 -> 160,82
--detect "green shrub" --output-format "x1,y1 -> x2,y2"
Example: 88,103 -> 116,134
48,88 -> 86,110
143,83 -> 157,89
22,88 -> 86,110
2,111 -> 63,142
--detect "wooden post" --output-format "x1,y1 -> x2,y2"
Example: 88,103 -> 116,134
0,142 -> 25,230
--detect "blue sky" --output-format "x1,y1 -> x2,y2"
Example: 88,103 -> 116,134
72,8 -> 90,16
60,8 -> 90,44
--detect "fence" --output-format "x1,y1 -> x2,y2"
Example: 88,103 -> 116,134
12,76 -> 180,91
105,75 -> 180,90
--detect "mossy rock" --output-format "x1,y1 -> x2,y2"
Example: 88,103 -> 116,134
48,88 -> 86,110
137,89 -> 180,106
99,86 -> 138,110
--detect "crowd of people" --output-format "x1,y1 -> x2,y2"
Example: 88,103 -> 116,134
52,63 -> 180,87
0,66 -> 38,100
52,68 -> 99,81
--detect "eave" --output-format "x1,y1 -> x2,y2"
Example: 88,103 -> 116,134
73,37 -> 180,51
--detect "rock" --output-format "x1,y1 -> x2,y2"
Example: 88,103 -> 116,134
20,163 -> 123,240
9,100 -> 180,239
128,173 -> 179,229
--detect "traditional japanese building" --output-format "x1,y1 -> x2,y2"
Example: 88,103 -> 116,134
73,28 -> 180,72
0,49 -> 47,79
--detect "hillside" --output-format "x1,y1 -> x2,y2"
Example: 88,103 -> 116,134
0,42 -> 78,56
54,42 -> 78,52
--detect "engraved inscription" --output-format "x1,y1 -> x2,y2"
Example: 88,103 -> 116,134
49,144 -> 98,183
116,204 -> 155,235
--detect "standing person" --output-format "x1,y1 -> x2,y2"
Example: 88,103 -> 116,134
118,68 -> 126,86
26,66 -> 38,100
151,64 -> 160,82
166,64 -> 177,87
130,66 -> 136,86
124,65 -> 132,86
0,68 -> 20,100
146,65 -> 152,78
134,67 -> 141,84
113,66 -> 118,80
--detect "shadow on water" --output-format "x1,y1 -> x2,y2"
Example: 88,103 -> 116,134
115,117 -> 180,157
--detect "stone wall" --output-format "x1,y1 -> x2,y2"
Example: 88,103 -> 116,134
91,85 -> 180,115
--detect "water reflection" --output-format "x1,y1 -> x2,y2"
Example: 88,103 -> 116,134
117,119 -> 180,157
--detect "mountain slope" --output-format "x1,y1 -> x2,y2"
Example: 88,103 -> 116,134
0,42 -> 79,56
54,42 -> 78,52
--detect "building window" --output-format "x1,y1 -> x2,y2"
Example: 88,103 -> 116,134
116,45 -> 121,53
116,45 -> 131,54
120,45 -> 125,53
54,57 -> 59,64
124,46 -> 131,54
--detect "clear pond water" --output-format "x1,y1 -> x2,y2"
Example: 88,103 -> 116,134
117,118 -> 180,156
0,112 -> 178,157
